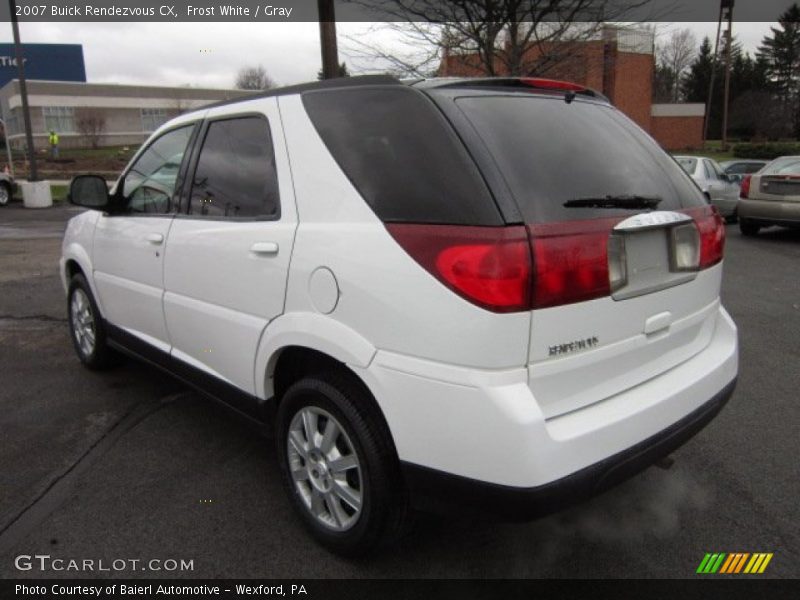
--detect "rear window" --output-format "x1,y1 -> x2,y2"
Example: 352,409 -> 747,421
676,157 -> 697,173
454,95 -> 707,223
302,87 -> 502,225
763,157 -> 800,176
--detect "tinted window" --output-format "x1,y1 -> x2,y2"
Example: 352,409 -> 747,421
189,117 -> 279,218
303,87 -> 502,225
123,125 -> 194,214
454,95 -> 706,223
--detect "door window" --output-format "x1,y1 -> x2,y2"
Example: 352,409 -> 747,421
188,116 -> 280,219
123,125 -> 195,214
708,160 -> 727,181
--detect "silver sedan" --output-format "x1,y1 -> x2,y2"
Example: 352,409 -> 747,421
738,155 -> 800,236
674,156 -> 741,220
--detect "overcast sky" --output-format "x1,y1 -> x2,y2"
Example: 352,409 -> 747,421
0,20 -> 778,89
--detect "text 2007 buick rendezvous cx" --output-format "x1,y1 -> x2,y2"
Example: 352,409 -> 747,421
61,76 -> 738,555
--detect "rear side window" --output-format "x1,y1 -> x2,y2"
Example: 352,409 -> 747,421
188,116 -> 279,219
454,95 -> 707,223
302,87 -> 502,225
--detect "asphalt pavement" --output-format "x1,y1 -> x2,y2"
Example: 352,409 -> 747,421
0,201 -> 798,579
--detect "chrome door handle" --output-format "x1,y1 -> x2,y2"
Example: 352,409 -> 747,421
145,233 -> 164,244
250,242 -> 279,256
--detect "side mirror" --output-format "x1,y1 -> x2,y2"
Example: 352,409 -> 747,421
68,175 -> 110,209
727,174 -> 741,184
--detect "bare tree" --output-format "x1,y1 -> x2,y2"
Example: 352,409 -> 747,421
235,65 -> 276,90
75,108 -> 107,149
345,0 -> 658,79
656,28 -> 697,102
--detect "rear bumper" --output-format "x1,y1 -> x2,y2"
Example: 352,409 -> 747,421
739,197 -> 800,226
358,305 -> 737,495
401,378 -> 735,519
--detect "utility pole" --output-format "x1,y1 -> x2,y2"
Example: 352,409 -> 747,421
721,0 -> 734,152
9,0 -> 38,181
703,2 -> 724,148
317,0 -> 339,80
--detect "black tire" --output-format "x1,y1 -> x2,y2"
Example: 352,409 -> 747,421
276,373 -> 408,556
67,274 -> 120,370
739,219 -> 760,237
0,181 -> 10,206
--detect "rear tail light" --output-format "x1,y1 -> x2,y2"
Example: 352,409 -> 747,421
740,174 -> 751,198
385,224 -> 531,312
607,235 -> 627,292
528,219 -> 620,309
681,206 -> 725,268
387,208 -> 724,313
670,222 -> 701,271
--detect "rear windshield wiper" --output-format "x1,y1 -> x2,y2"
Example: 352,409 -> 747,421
563,194 -> 662,209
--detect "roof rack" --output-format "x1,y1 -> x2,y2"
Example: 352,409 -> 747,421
194,74 -> 402,112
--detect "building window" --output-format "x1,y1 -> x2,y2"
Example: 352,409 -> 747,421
5,108 -> 20,136
141,108 -> 169,132
43,106 -> 75,133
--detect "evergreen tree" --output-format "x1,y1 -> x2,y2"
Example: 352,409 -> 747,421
757,3 -> 800,137
317,62 -> 351,80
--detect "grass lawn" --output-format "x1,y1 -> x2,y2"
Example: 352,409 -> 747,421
49,184 -> 68,202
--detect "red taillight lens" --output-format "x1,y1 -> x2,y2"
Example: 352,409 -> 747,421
740,174 -> 751,198
682,206 -> 725,268
386,224 -> 531,312
528,219 -> 619,309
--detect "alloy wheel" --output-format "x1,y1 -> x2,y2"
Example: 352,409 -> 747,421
286,406 -> 363,531
70,288 -> 96,357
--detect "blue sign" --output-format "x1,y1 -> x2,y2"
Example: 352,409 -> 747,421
0,43 -> 86,88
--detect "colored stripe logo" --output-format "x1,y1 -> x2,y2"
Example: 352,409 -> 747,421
697,552 -> 773,574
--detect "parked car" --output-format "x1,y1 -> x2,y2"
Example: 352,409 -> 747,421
0,171 -> 15,206
674,155 -> 741,220
62,76 -> 738,555
738,155 -> 800,236
719,159 -> 769,185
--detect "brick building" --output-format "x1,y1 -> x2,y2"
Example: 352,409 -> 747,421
439,26 -> 704,150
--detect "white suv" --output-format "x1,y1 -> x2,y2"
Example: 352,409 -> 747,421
62,76 -> 738,555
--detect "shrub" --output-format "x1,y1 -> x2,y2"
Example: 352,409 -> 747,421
732,142 -> 800,159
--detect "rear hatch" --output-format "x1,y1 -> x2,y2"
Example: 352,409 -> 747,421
439,88 -> 725,418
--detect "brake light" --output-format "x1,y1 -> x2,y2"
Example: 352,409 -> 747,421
528,219 -> 619,309
681,206 -> 725,268
520,78 -> 585,92
386,224 -> 531,312
740,174 -> 751,198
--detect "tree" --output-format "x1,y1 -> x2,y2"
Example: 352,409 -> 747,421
656,28 -> 696,101
75,108 -> 107,150
317,61 -> 350,80
652,63 -> 676,103
346,0 -> 657,79
757,3 -> 800,137
235,65 -> 276,91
